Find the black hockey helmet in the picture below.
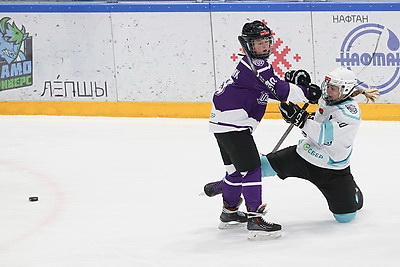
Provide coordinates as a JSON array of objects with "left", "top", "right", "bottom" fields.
[{"left": 241, "top": 20, "right": 274, "bottom": 59}]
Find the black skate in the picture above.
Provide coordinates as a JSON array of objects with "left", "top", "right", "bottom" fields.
[
  {"left": 247, "top": 204, "right": 281, "bottom": 240},
  {"left": 203, "top": 180, "right": 223, "bottom": 197},
  {"left": 219, "top": 198, "right": 248, "bottom": 229}
]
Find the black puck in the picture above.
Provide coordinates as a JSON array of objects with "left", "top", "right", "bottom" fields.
[{"left": 29, "top": 196, "right": 39, "bottom": 202}]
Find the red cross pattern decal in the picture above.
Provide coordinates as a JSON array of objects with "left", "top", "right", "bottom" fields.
[
  {"left": 271, "top": 38, "right": 292, "bottom": 77},
  {"left": 230, "top": 53, "right": 239, "bottom": 62},
  {"left": 293, "top": 53, "right": 302, "bottom": 62}
]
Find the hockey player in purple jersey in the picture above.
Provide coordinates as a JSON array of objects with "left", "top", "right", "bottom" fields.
[
  {"left": 206, "top": 66, "right": 379, "bottom": 226},
  {"left": 209, "top": 20, "right": 321, "bottom": 240}
]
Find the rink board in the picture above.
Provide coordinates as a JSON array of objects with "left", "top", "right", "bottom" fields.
[{"left": 0, "top": 2, "right": 399, "bottom": 119}]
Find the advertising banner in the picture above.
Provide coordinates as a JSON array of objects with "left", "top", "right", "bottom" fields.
[
  {"left": 0, "top": 14, "right": 117, "bottom": 102},
  {"left": 313, "top": 11, "right": 400, "bottom": 103}
]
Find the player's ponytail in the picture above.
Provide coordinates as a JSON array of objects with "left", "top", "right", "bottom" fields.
[{"left": 351, "top": 87, "right": 379, "bottom": 103}]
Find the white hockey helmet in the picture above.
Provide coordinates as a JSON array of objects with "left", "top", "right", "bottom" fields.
[{"left": 321, "top": 67, "right": 358, "bottom": 104}]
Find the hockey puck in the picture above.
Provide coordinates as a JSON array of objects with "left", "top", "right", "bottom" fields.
[{"left": 29, "top": 196, "right": 39, "bottom": 202}]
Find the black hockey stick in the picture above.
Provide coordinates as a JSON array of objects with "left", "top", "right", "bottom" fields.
[{"left": 238, "top": 35, "right": 310, "bottom": 152}]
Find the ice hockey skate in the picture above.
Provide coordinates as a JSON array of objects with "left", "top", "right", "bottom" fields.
[
  {"left": 203, "top": 180, "right": 223, "bottom": 197},
  {"left": 247, "top": 204, "right": 281, "bottom": 240},
  {"left": 218, "top": 198, "right": 248, "bottom": 229}
]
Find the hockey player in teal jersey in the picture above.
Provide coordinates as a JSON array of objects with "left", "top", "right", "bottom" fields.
[{"left": 204, "top": 67, "right": 379, "bottom": 223}]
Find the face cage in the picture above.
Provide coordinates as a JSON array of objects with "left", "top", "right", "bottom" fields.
[
  {"left": 321, "top": 80, "right": 355, "bottom": 105},
  {"left": 248, "top": 36, "right": 274, "bottom": 59}
]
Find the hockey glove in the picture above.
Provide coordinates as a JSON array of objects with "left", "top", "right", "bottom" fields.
[
  {"left": 284, "top": 69, "right": 311, "bottom": 87},
  {"left": 279, "top": 102, "right": 309, "bottom": 128},
  {"left": 306, "top": 84, "right": 322, "bottom": 104}
]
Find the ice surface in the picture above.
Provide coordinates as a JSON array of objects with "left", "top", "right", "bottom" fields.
[{"left": 0, "top": 116, "right": 399, "bottom": 266}]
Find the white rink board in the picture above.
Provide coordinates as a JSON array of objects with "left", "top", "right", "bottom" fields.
[
  {"left": 111, "top": 12, "right": 214, "bottom": 102},
  {"left": 0, "top": 2, "right": 399, "bottom": 104}
]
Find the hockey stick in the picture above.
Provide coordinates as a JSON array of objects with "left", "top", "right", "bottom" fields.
[
  {"left": 356, "top": 29, "right": 382, "bottom": 77},
  {"left": 238, "top": 35, "right": 310, "bottom": 152}
]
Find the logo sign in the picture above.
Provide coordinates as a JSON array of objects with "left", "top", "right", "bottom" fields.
[
  {"left": 0, "top": 17, "right": 33, "bottom": 91},
  {"left": 336, "top": 23, "right": 400, "bottom": 95},
  {"left": 257, "top": 91, "right": 269, "bottom": 105},
  {"left": 252, "top": 58, "right": 265, "bottom": 67}
]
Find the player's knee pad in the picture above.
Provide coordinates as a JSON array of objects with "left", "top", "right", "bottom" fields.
[
  {"left": 260, "top": 155, "right": 277, "bottom": 177},
  {"left": 333, "top": 212, "right": 357, "bottom": 223}
]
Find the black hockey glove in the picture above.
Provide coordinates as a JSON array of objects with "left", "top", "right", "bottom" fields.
[
  {"left": 284, "top": 69, "right": 311, "bottom": 87},
  {"left": 279, "top": 102, "right": 309, "bottom": 128},
  {"left": 306, "top": 83, "right": 322, "bottom": 104}
]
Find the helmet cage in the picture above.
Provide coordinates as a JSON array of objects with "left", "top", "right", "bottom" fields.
[{"left": 245, "top": 35, "right": 274, "bottom": 59}]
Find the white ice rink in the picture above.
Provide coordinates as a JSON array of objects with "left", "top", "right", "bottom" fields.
[{"left": 0, "top": 115, "right": 399, "bottom": 267}]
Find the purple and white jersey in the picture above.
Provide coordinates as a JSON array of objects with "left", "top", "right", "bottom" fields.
[{"left": 209, "top": 56, "right": 307, "bottom": 133}]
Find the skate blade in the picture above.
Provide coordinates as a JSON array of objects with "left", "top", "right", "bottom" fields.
[
  {"left": 218, "top": 221, "right": 246, "bottom": 230},
  {"left": 247, "top": 230, "right": 282, "bottom": 240}
]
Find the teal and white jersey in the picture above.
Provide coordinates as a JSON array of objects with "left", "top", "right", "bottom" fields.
[{"left": 296, "top": 98, "right": 361, "bottom": 170}]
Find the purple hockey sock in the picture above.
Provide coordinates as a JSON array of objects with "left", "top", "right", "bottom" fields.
[
  {"left": 242, "top": 167, "right": 262, "bottom": 212},
  {"left": 222, "top": 171, "right": 242, "bottom": 208}
]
